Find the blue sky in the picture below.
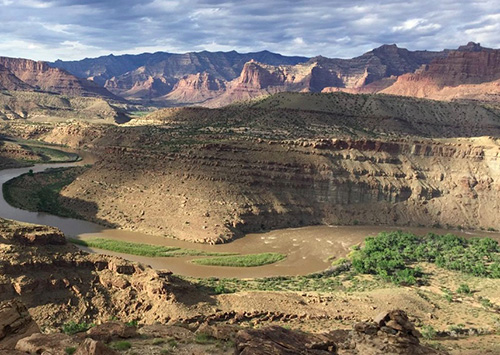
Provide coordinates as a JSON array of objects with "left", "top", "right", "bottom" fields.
[{"left": 1, "top": 0, "right": 499, "bottom": 61}]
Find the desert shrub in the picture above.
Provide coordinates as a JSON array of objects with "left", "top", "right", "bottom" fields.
[
  {"left": 62, "top": 321, "right": 94, "bottom": 335},
  {"left": 421, "top": 325, "right": 437, "bottom": 340},
  {"left": 456, "top": 283, "right": 471, "bottom": 294}
]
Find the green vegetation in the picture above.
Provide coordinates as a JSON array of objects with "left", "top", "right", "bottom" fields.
[
  {"left": 191, "top": 252, "right": 286, "bottom": 267},
  {"left": 194, "top": 333, "right": 217, "bottom": 344},
  {"left": 3, "top": 167, "right": 87, "bottom": 219},
  {"left": 62, "top": 321, "right": 95, "bottom": 335},
  {"left": 421, "top": 325, "right": 437, "bottom": 340},
  {"left": 351, "top": 231, "right": 500, "bottom": 285},
  {"left": 110, "top": 341, "right": 132, "bottom": 351},
  {"left": 456, "top": 283, "right": 472, "bottom": 295},
  {"left": 65, "top": 347, "right": 77, "bottom": 355},
  {"left": 70, "top": 238, "right": 235, "bottom": 258},
  {"left": 20, "top": 144, "right": 79, "bottom": 163}
]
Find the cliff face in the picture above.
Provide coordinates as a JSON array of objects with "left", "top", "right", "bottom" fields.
[
  {"left": 0, "top": 57, "right": 118, "bottom": 99},
  {"left": 48, "top": 45, "right": 447, "bottom": 106},
  {"left": 54, "top": 136, "right": 500, "bottom": 243},
  {"left": 163, "top": 72, "right": 226, "bottom": 104},
  {"left": 22, "top": 88, "right": 500, "bottom": 243},
  {"left": 382, "top": 45, "right": 500, "bottom": 101},
  {"left": 0, "top": 65, "right": 33, "bottom": 91}
]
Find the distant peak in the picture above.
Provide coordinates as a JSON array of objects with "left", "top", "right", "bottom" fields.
[{"left": 457, "top": 42, "right": 485, "bottom": 52}]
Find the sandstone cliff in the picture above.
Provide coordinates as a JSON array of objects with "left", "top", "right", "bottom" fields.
[
  {"left": 382, "top": 43, "right": 500, "bottom": 102},
  {"left": 0, "top": 57, "right": 118, "bottom": 99},
  {"left": 49, "top": 44, "right": 446, "bottom": 106}
]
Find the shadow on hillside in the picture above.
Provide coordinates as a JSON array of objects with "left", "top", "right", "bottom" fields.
[
  {"left": 57, "top": 194, "right": 120, "bottom": 229},
  {"left": 168, "top": 276, "right": 217, "bottom": 306}
]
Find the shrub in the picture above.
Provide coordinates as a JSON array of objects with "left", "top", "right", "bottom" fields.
[
  {"left": 62, "top": 321, "right": 94, "bottom": 335},
  {"left": 456, "top": 284, "right": 471, "bottom": 294},
  {"left": 421, "top": 325, "right": 437, "bottom": 340}
]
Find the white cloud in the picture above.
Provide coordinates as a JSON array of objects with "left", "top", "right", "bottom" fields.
[
  {"left": 0, "top": 0, "right": 499, "bottom": 61},
  {"left": 392, "top": 18, "right": 441, "bottom": 33}
]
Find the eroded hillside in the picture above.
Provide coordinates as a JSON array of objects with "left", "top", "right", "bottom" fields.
[{"left": 4, "top": 92, "right": 500, "bottom": 243}]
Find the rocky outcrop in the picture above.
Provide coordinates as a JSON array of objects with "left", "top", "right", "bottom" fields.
[
  {"left": 86, "top": 322, "right": 137, "bottom": 342},
  {"left": 15, "top": 333, "right": 77, "bottom": 355},
  {"left": 0, "top": 299, "right": 39, "bottom": 350},
  {"left": 164, "top": 72, "right": 226, "bottom": 104},
  {"left": 0, "top": 65, "right": 33, "bottom": 91},
  {"left": 382, "top": 43, "right": 500, "bottom": 102},
  {"left": 0, "top": 57, "right": 118, "bottom": 99},
  {"left": 236, "top": 326, "right": 337, "bottom": 354},
  {"left": 334, "top": 310, "right": 446, "bottom": 354},
  {"left": 75, "top": 338, "right": 119, "bottom": 355},
  {"left": 11, "top": 92, "right": 500, "bottom": 243},
  {"left": 0, "top": 218, "right": 193, "bottom": 327},
  {"left": 48, "top": 44, "right": 449, "bottom": 106},
  {"left": 235, "top": 310, "right": 446, "bottom": 354}
]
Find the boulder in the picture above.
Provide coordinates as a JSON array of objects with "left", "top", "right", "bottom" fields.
[
  {"left": 0, "top": 299, "right": 40, "bottom": 349},
  {"left": 15, "top": 333, "right": 77, "bottom": 355},
  {"left": 86, "top": 322, "right": 137, "bottom": 343},
  {"left": 75, "top": 338, "right": 119, "bottom": 355},
  {"left": 138, "top": 324, "right": 194, "bottom": 341},
  {"left": 235, "top": 326, "right": 337, "bottom": 354}
]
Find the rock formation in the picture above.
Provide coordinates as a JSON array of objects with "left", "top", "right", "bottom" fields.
[
  {"left": 0, "top": 299, "right": 40, "bottom": 350},
  {"left": 234, "top": 310, "right": 446, "bottom": 354},
  {"left": 13, "top": 91, "right": 500, "bottom": 243},
  {"left": 382, "top": 43, "right": 500, "bottom": 102},
  {"left": 48, "top": 44, "right": 448, "bottom": 106},
  {"left": 0, "top": 218, "right": 194, "bottom": 327}
]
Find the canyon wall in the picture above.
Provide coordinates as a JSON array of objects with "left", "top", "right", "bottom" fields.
[{"left": 57, "top": 137, "right": 500, "bottom": 243}]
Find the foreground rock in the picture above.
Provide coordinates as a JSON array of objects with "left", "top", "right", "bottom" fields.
[
  {"left": 0, "top": 218, "right": 200, "bottom": 327},
  {"left": 75, "top": 338, "right": 118, "bottom": 355},
  {"left": 0, "top": 299, "right": 40, "bottom": 350},
  {"left": 236, "top": 325, "right": 337, "bottom": 354},
  {"left": 15, "top": 333, "right": 77, "bottom": 355},
  {"left": 336, "top": 310, "right": 446, "bottom": 354},
  {"left": 235, "top": 310, "right": 447, "bottom": 355},
  {"left": 86, "top": 322, "right": 137, "bottom": 342}
]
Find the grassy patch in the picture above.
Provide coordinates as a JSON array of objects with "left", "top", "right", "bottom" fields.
[
  {"left": 3, "top": 166, "right": 87, "bottom": 218},
  {"left": 110, "top": 341, "right": 132, "bottom": 351},
  {"left": 21, "top": 144, "right": 79, "bottom": 163},
  {"left": 191, "top": 252, "right": 286, "bottom": 267},
  {"left": 70, "top": 238, "right": 235, "bottom": 258}
]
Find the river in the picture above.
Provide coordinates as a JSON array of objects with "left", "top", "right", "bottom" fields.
[{"left": 2, "top": 156, "right": 500, "bottom": 279}]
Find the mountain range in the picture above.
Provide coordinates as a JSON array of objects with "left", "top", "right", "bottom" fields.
[{"left": 1, "top": 42, "right": 500, "bottom": 109}]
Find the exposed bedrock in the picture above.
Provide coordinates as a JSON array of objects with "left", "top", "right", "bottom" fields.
[{"left": 57, "top": 137, "right": 500, "bottom": 243}]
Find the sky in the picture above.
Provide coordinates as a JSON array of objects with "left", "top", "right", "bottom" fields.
[{"left": 0, "top": 0, "right": 499, "bottom": 62}]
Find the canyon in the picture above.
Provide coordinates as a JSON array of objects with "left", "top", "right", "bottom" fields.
[
  {"left": 1, "top": 42, "right": 500, "bottom": 354},
  {"left": 3, "top": 92, "right": 500, "bottom": 243}
]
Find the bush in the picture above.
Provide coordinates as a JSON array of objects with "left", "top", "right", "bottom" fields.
[
  {"left": 456, "top": 283, "right": 472, "bottom": 294},
  {"left": 351, "top": 231, "right": 500, "bottom": 284},
  {"left": 62, "top": 321, "right": 94, "bottom": 335},
  {"left": 421, "top": 325, "right": 437, "bottom": 340}
]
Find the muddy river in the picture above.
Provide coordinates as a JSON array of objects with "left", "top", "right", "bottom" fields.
[{"left": 2, "top": 157, "right": 500, "bottom": 279}]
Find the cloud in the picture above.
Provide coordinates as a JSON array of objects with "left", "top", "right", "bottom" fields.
[{"left": 0, "top": 0, "right": 499, "bottom": 61}]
